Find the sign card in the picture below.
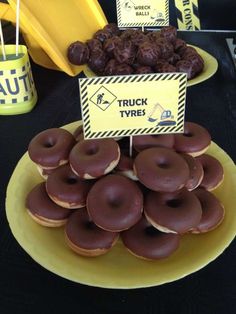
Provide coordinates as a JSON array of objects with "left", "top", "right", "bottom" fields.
[
  {"left": 116, "top": 0, "right": 169, "bottom": 28},
  {"left": 79, "top": 73, "right": 187, "bottom": 140}
]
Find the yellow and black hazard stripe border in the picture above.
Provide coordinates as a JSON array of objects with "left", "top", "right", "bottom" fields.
[
  {"left": 174, "top": 0, "right": 200, "bottom": 30},
  {"left": 116, "top": 0, "right": 169, "bottom": 28},
  {"left": 79, "top": 73, "right": 187, "bottom": 140}
]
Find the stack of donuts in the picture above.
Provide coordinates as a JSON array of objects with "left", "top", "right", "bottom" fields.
[
  {"left": 26, "top": 122, "right": 225, "bottom": 260},
  {"left": 67, "top": 24, "right": 204, "bottom": 80}
]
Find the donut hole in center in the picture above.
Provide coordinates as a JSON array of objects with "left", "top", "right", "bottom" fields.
[
  {"left": 145, "top": 226, "right": 160, "bottom": 237},
  {"left": 66, "top": 177, "right": 78, "bottom": 185},
  {"left": 43, "top": 138, "right": 56, "bottom": 148},
  {"left": 157, "top": 162, "right": 169, "bottom": 169},
  {"left": 85, "top": 145, "right": 99, "bottom": 156},
  {"left": 166, "top": 199, "right": 182, "bottom": 208},
  {"left": 108, "top": 198, "right": 123, "bottom": 209}
]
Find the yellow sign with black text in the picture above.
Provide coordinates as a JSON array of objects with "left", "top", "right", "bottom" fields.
[
  {"left": 79, "top": 73, "right": 187, "bottom": 139},
  {"left": 116, "top": 0, "right": 169, "bottom": 28},
  {"left": 174, "top": 0, "right": 200, "bottom": 30}
]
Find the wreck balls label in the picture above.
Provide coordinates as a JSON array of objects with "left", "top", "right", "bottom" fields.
[{"left": 116, "top": 0, "right": 169, "bottom": 27}]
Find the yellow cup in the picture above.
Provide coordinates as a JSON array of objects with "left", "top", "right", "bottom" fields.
[{"left": 0, "top": 45, "right": 37, "bottom": 115}]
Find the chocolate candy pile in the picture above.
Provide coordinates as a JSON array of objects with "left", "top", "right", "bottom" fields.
[{"left": 67, "top": 24, "right": 204, "bottom": 79}]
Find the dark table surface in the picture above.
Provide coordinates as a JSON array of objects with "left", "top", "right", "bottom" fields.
[{"left": 1, "top": 29, "right": 236, "bottom": 314}]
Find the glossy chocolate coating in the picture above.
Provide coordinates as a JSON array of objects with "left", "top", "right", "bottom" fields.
[
  {"left": 192, "top": 188, "right": 224, "bottom": 232},
  {"left": 135, "top": 66, "right": 153, "bottom": 74},
  {"left": 156, "top": 38, "right": 174, "bottom": 60},
  {"left": 120, "top": 29, "right": 137, "bottom": 41},
  {"left": 183, "top": 53, "right": 204, "bottom": 74},
  {"left": 114, "top": 63, "right": 134, "bottom": 75},
  {"left": 181, "top": 154, "right": 204, "bottom": 191},
  {"left": 46, "top": 164, "right": 93, "bottom": 208},
  {"left": 114, "top": 40, "right": 136, "bottom": 65},
  {"left": 69, "top": 138, "right": 120, "bottom": 178},
  {"left": 145, "top": 188, "right": 202, "bottom": 234},
  {"left": 88, "top": 49, "right": 108, "bottom": 75},
  {"left": 28, "top": 128, "right": 76, "bottom": 168},
  {"left": 196, "top": 154, "right": 224, "bottom": 191},
  {"left": 174, "top": 122, "right": 211, "bottom": 155},
  {"left": 134, "top": 147, "right": 189, "bottom": 192},
  {"left": 87, "top": 174, "right": 143, "bottom": 232},
  {"left": 180, "top": 46, "right": 198, "bottom": 58},
  {"left": 136, "top": 41, "right": 160, "bottom": 66},
  {"left": 103, "top": 23, "right": 120, "bottom": 36},
  {"left": 93, "top": 29, "right": 112, "bottom": 43},
  {"left": 160, "top": 26, "right": 177, "bottom": 44},
  {"left": 105, "top": 62, "right": 134, "bottom": 76},
  {"left": 155, "top": 62, "right": 176, "bottom": 73},
  {"left": 67, "top": 41, "right": 89, "bottom": 65},
  {"left": 26, "top": 182, "right": 72, "bottom": 220},
  {"left": 176, "top": 59, "right": 196, "bottom": 79},
  {"left": 128, "top": 29, "right": 147, "bottom": 46},
  {"left": 65, "top": 208, "right": 118, "bottom": 250},
  {"left": 86, "top": 38, "right": 102, "bottom": 52},
  {"left": 174, "top": 38, "right": 187, "bottom": 52},
  {"left": 133, "top": 134, "right": 174, "bottom": 152},
  {"left": 146, "top": 31, "right": 161, "bottom": 42},
  {"left": 103, "top": 36, "right": 121, "bottom": 57},
  {"left": 121, "top": 216, "right": 180, "bottom": 260},
  {"left": 168, "top": 53, "right": 181, "bottom": 65},
  {"left": 103, "top": 59, "right": 120, "bottom": 76}
]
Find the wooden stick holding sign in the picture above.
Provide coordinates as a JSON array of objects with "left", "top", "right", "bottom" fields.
[
  {"left": 128, "top": 25, "right": 146, "bottom": 157},
  {"left": 0, "top": 19, "right": 6, "bottom": 61},
  {"left": 129, "top": 136, "right": 133, "bottom": 158},
  {"left": 15, "top": 0, "right": 20, "bottom": 57}
]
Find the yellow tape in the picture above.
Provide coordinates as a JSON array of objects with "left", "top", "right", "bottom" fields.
[{"left": 174, "top": 0, "right": 201, "bottom": 30}]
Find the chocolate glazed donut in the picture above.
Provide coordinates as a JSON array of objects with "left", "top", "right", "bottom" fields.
[
  {"left": 69, "top": 138, "right": 120, "bottom": 179},
  {"left": 46, "top": 164, "right": 93, "bottom": 209},
  {"left": 65, "top": 209, "right": 119, "bottom": 257},
  {"left": 28, "top": 128, "right": 76, "bottom": 169},
  {"left": 26, "top": 182, "right": 72, "bottom": 227},
  {"left": 196, "top": 154, "right": 224, "bottom": 191},
  {"left": 144, "top": 189, "right": 202, "bottom": 234},
  {"left": 181, "top": 154, "right": 204, "bottom": 191},
  {"left": 121, "top": 216, "right": 180, "bottom": 260},
  {"left": 133, "top": 134, "right": 174, "bottom": 152},
  {"left": 191, "top": 188, "right": 225, "bottom": 233},
  {"left": 87, "top": 174, "right": 143, "bottom": 232},
  {"left": 174, "top": 122, "right": 211, "bottom": 157},
  {"left": 134, "top": 147, "right": 189, "bottom": 192}
]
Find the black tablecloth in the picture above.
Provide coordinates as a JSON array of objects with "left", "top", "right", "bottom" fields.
[{"left": 1, "top": 30, "right": 236, "bottom": 314}]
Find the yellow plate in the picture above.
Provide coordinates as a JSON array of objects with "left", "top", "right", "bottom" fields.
[
  {"left": 0, "top": 0, "right": 107, "bottom": 76},
  {"left": 6, "top": 121, "right": 236, "bottom": 289},
  {"left": 83, "top": 45, "right": 218, "bottom": 87}
]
